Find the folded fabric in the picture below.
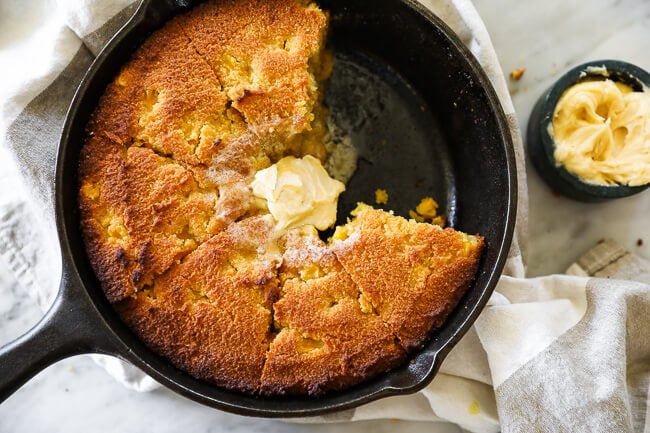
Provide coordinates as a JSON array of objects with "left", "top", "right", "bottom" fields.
[
  {"left": 1, "top": 0, "right": 648, "bottom": 432},
  {"left": 307, "top": 240, "right": 650, "bottom": 433},
  {"left": 481, "top": 241, "right": 650, "bottom": 433}
]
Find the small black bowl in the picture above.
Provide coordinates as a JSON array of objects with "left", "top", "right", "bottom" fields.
[{"left": 527, "top": 59, "right": 650, "bottom": 202}]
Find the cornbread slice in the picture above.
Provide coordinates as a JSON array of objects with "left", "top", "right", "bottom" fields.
[
  {"left": 182, "top": 0, "right": 331, "bottom": 159},
  {"left": 330, "top": 205, "right": 485, "bottom": 351},
  {"left": 79, "top": 137, "right": 227, "bottom": 302},
  {"left": 116, "top": 216, "right": 282, "bottom": 393},
  {"left": 260, "top": 226, "right": 404, "bottom": 396},
  {"left": 89, "top": 19, "right": 245, "bottom": 167}
]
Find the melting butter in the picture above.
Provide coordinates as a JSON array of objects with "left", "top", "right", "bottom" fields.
[{"left": 251, "top": 155, "right": 345, "bottom": 231}]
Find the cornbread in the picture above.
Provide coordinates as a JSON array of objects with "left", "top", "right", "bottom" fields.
[
  {"left": 79, "top": 0, "right": 484, "bottom": 397},
  {"left": 260, "top": 225, "right": 405, "bottom": 395},
  {"left": 331, "top": 204, "right": 483, "bottom": 351}
]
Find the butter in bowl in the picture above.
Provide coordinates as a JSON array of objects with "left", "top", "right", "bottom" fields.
[{"left": 527, "top": 59, "right": 650, "bottom": 201}]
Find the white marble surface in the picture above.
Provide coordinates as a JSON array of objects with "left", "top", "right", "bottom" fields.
[
  {"left": 2, "top": 0, "right": 650, "bottom": 431},
  {"left": 477, "top": 0, "right": 650, "bottom": 276}
]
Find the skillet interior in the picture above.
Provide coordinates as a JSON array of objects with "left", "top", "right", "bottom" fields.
[{"left": 57, "top": 0, "right": 515, "bottom": 417}]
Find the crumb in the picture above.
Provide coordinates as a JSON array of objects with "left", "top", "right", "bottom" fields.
[
  {"left": 431, "top": 215, "right": 446, "bottom": 227},
  {"left": 637, "top": 239, "right": 643, "bottom": 246},
  {"left": 468, "top": 400, "right": 480, "bottom": 415},
  {"left": 409, "top": 197, "right": 446, "bottom": 226},
  {"left": 408, "top": 210, "right": 425, "bottom": 223},
  {"left": 510, "top": 68, "right": 526, "bottom": 81},
  {"left": 415, "top": 197, "right": 439, "bottom": 219},
  {"left": 374, "top": 189, "right": 389, "bottom": 205}
]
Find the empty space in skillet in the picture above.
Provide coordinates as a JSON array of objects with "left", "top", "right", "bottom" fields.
[
  {"left": 327, "top": 49, "right": 456, "bottom": 228},
  {"left": 57, "top": 0, "right": 515, "bottom": 417}
]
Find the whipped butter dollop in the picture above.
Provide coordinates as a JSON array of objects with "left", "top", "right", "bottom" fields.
[
  {"left": 251, "top": 155, "right": 346, "bottom": 231},
  {"left": 551, "top": 79, "right": 650, "bottom": 186}
]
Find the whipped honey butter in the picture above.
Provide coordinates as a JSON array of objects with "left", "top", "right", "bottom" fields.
[
  {"left": 551, "top": 78, "right": 650, "bottom": 186},
  {"left": 251, "top": 155, "right": 345, "bottom": 230}
]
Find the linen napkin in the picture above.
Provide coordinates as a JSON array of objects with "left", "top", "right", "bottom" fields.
[{"left": 0, "top": 1, "right": 648, "bottom": 432}]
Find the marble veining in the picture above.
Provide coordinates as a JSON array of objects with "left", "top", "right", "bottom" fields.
[
  {"left": 0, "top": 246, "right": 44, "bottom": 345},
  {"left": 1, "top": 0, "right": 649, "bottom": 431}
]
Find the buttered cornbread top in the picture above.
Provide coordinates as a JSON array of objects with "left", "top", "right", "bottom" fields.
[{"left": 79, "top": 0, "right": 484, "bottom": 396}]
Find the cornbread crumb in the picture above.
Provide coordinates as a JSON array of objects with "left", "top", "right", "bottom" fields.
[
  {"left": 375, "top": 189, "right": 389, "bottom": 205},
  {"left": 409, "top": 210, "right": 425, "bottom": 223},
  {"left": 510, "top": 68, "right": 526, "bottom": 81},
  {"left": 409, "top": 197, "right": 445, "bottom": 225},
  {"left": 431, "top": 215, "right": 447, "bottom": 227},
  {"left": 415, "top": 197, "right": 439, "bottom": 219}
]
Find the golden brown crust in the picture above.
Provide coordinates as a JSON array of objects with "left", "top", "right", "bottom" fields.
[
  {"left": 88, "top": 19, "right": 237, "bottom": 166},
  {"left": 79, "top": 0, "right": 484, "bottom": 397},
  {"left": 116, "top": 216, "right": 281, "bottom": 393},
  {"left": 179, "top": 0, "right": 327, "bottom": 141},
  {"left": 330, "top": 207, "right": 485, "bottom": 352},
  {"left": 260, "top": 227, "right": 404, "bottom": 396},
  {"left": 80, "top": 137, "right": 228, "bottom": 302}
]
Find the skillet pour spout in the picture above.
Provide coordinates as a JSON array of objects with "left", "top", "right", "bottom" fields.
[{"left": 0, "top": 0, "right": 516, "bottom": 416}]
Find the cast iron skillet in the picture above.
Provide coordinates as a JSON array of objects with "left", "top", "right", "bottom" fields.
[{"left": 0, "top": 0, "right": 516, "bottom": 417}]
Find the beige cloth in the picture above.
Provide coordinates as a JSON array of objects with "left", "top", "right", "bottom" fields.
[{"left": 0, "top": 1, "right": 648, "bottom": 432}]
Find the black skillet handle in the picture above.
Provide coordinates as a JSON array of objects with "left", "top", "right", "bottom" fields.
[{"left": 0, "top": 268, "right": 119, "bottom": 403}]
